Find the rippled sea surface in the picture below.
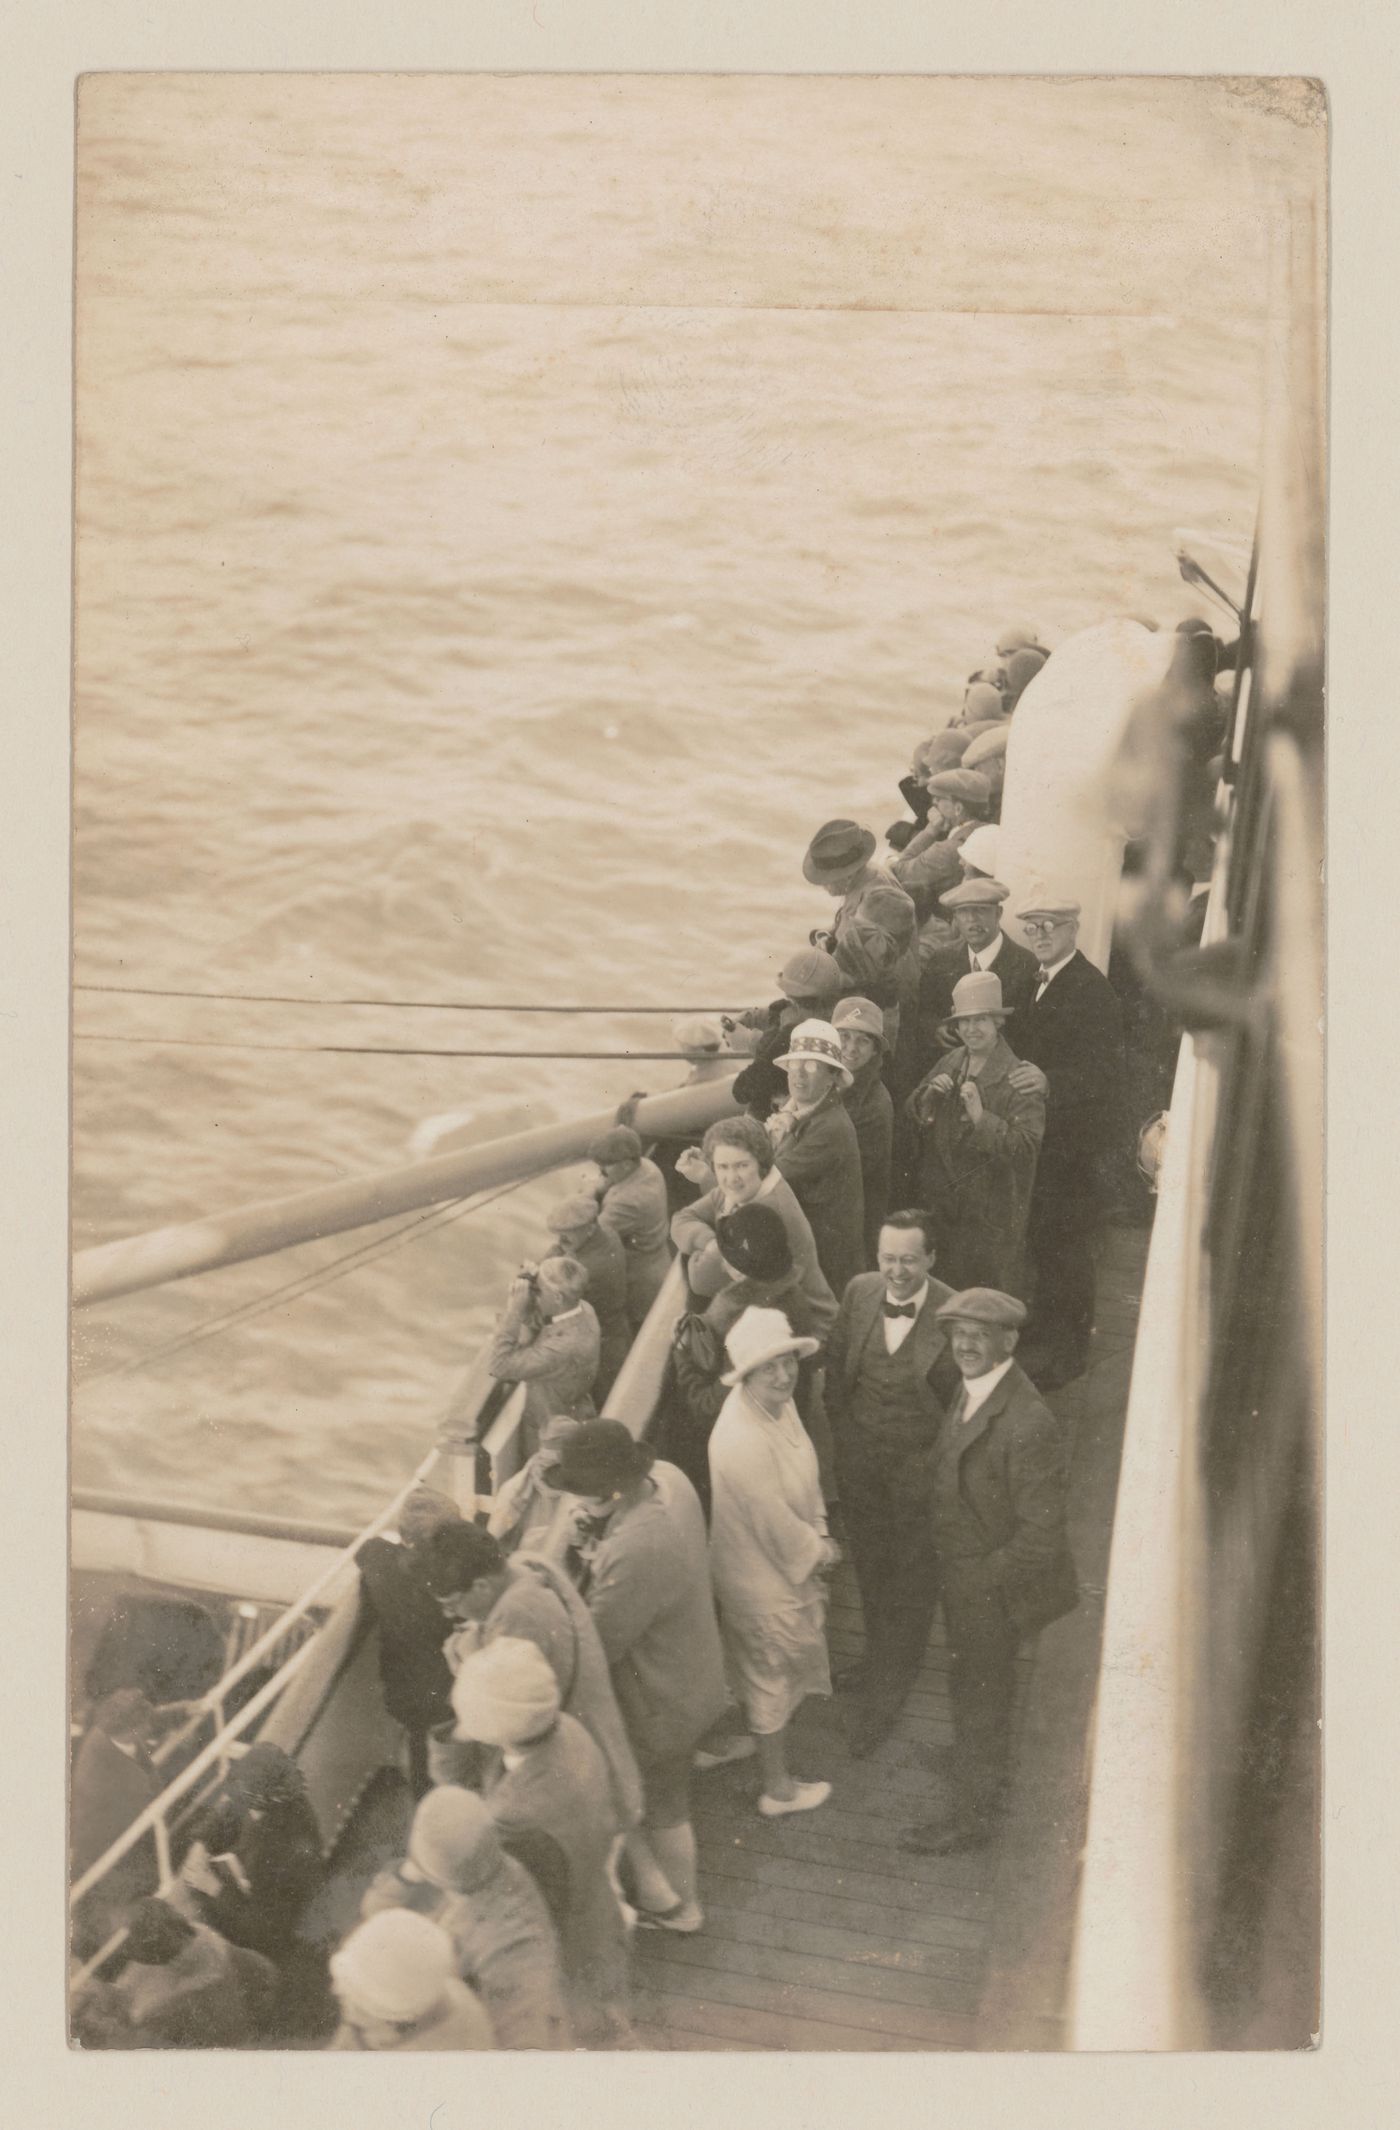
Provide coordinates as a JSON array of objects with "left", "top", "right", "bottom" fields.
[{"left": 71, "top": 75, "right": 1318, "bottom": 1522}]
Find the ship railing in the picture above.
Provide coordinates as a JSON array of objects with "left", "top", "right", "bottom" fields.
[{"left": 70, "top": 1085, "right": 730, "bottom": 1992}]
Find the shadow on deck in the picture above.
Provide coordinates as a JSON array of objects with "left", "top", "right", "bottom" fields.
[{"left": 632, "top": 1227, "right": 1149, "bottom": 2053}]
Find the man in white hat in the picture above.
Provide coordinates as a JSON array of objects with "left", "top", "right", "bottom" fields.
[
  {"left": 900, "top": 1288, "right": 1076, "bottom": 1857},
  {"left": 803, "top": 817, "right": 918, "bottom": 1051},
  {"left": 1011, "top": 897, "right": 1128, "bottom": 1387},
  {"left": 832, "top": 996, "right": 893, "bottom": 1268},
  {"left": 823, "top": 1210, "right": 961, "bottom": 1758},
  {"left": 768, "top": 1018, "right": 866, "bottom": 1303}
]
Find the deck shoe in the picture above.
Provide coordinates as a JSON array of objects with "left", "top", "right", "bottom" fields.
[
  {"left": 757, "top": 1780, "right": 833, "bottom": 1819},
  {"left": 632, "top": 1898, "right": 705, "bottom": 1934},
  {"left": 694, "top": 1735, "right": 758, "bottom": 1770},
  {"left": 898, "top": 1817, "right": 993, "bottom": 1857}
]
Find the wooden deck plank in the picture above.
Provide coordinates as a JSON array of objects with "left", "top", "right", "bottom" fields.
[
  {"left": 696, "top": 1863, "right": 989, "bottom": 1954},
  {"left": 688, "top": 1903, "right": 985, "bottom": 2000},
  {"left": 632, "top": 1988, "right": 921, "bottom": 2053},
  {"left": 633, "top": 1938, "right": 976, "bottom": 2046},
  {"left": 695, "top": 1851, "right": 990, "bottom": 1944},
  {"left": 640, "top": 1922, "right": 979, "bottom": 2016}
]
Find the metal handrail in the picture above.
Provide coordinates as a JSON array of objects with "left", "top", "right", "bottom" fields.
[{"left": 74, "top": 1071, "right": 739, "bottom": 1306}]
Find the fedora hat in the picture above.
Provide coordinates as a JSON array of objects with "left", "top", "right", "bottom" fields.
[
  {"left": 803, "top": 818, "right": 877, "bottom": 884},
  {"left": 773, "top": 1018, "right": 853, "bottom": 1087},
  {"left": 945, "top": 971, "right": 1010, "bottom": 1023},
  {"left": 540, "top": 1417, "right": 655, "bottom": 1498},
  {"left": 720, "top": 1305, "right": 820, "bottom": 1388}
]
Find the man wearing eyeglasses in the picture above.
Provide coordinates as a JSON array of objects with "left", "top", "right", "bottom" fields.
[{"left": 1008, "top": 898, "right": 1127, "bottom": 1389}]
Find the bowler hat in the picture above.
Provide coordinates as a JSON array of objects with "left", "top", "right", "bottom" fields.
[
  {"left": 715, "top": 1203, "right": 794, "bottom": 1283},
  {"left": 720, "top": 1305, "right": 820, "bottom": 1387},
  {"left": 773, "top": 1018, "right": 853, "bottom": 1087},
  {"left": 935, "top": 1287, "right": 1028, "bottom": 1329},
  {"left": 940, "top": 875, "right": 1010, "bottom": 910},
  {"left": 541, "top": 1417, "right": 656, "bottom": 1497},
  {"left": 587, "top": 1125, "right": 643, "bottom": 1166},
  {"left": 803, "top": 819, "right": 877, "bottom": 884}
]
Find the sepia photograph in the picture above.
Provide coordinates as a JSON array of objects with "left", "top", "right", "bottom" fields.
[{"left": 66, "top": 71, "right": 1324, "bottom": 2057}]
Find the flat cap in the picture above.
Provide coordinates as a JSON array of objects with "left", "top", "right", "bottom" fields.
[
  {"left": 1015, "top": 895, "right": 1081, "bottom": 921},
  {"left": 962, "top": 681, "right": 1008, "bottom": 723},
  {"left": 935, "top": 1287, "right": 1028, "bottom": 1328},
  {"left": 545, "top": 1193, "right": 601, "bottom": 1233},
  {"left": 587, "top": 1125, "right": 643, "bottom": 1165},
  {"left": 962, "top": 726, "right": 1009, "bottom": 770},
  {"left": 940, "top": 874, "right": 1010, "bottom": 909},
  {"left": 927, "top": 769, "right": 991, "bottom": 807}
]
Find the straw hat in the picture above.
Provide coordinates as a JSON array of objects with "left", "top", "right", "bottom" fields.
[
  {"left": 772, "top": 1019, "right": 853, "bottom": 1088},
  {"left": 720, "top": 1306, "right": 820, "bottom": 1387}
]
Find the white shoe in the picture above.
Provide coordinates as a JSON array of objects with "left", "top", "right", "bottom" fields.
[
  {"left": 694, "top": 1735, "right": 758, "bottom": 1770},
  {"left": 757, "top": 1780, "right": 832, "bottom": 1819}
]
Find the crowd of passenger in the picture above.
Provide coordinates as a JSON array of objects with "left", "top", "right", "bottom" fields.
[{"left": 71, "top": 612, "right": 1234, "bottom": 2050}]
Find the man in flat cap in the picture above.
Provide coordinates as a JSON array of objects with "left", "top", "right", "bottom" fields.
[
  {"left": 914, "top": 876, "right": 1040, "bottom": 1065},
  {"left": 586, "top": 1127, "right": 672, "bottom": 1333},
  {"left": 1011, "top": 898, "right": 1128, "bottom": 1388},
  {"left": 803, "top": 819, "right": 918, "bottom": 1052},
  {"left": 892, "top": 770, "right": 993, "bottom": 924},
  {"left": 544, "top": 1194, "right": 631, "bottom": 1402},
  {"left": 900, "top": 1287, "right": 1077, "bottom": 1857}
]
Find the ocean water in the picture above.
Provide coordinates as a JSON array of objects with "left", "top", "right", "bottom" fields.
[{"left": 71, "top": 74, "right": 1319, "bottom": 1523}]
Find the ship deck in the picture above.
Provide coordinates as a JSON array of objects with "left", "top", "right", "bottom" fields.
[{"left": 631, "top": 1227, "right": 1148, "bottom": 2052}]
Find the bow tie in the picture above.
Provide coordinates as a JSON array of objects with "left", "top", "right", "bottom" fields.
[{"left": 883, "top": 1301, "right": 917, "bottom": 1319}]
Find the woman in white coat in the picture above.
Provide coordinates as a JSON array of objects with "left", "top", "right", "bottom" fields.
[{"left": 708, "top": 1307, "right": 840, "bottom": 1818}]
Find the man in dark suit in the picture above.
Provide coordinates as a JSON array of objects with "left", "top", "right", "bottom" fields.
[
  {"left": 914, "top": 876, "right": 1041, "bottom": 1065},
  {"left": 901, "top": 1288, "right": 1077, "bottom": 1857},
  {"left": 1010, "top": 896, "right": 1128, "bottom": 1388},
  {"left": 823, "top": 1210, "right": 961, "bottom": 1757}
]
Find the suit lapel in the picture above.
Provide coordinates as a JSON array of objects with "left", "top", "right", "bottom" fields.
[
  {"left": 845, "top": 1276, "right": 885, "bottom": 1392},
  {"left": 950, "top": 1367, "right": 1015, "bottom": 1463}
]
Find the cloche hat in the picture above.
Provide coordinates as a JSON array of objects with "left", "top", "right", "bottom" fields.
[
  {"left": 451, "top": 1637, "right": 562, "bottom": 1749},
  {"left": 831, "top": 995, "right": 888, "bottom": 1048},
  {"left": 330, "top": 1909, "right": 456, "bottom": 2025},
  {"left": 544, "top": 1193, "right": 601, "bottom": 1234},
  {"left": 715, "top": 1202, "right": 794, "bottom": 1283},
  {"left": 773, "top": 1018, "right": 853, "bottom": 1087},
  {"left": 720, "top": 1305, "right": 820, "bottom": 1387},
  {"left": 958, "top": 825, "right": 1001, "bottom": 878},
  {"left": 778, "top": 946, "right": 845, "bottom": 1003},
  {"left": 541, "top": 1416, "right": 656, "bottom": 1498}
]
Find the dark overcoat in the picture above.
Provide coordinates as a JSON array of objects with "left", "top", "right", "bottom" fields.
[
  {"left": 771, "top": 1086, "right": 866, "bottom": 1304},
  {"left": 907, "top": 1035, "right": 1046, "bottom": 1296},
  {"left": 1012, "top": 949, "right": 1128, "bottom": 1197},
  {"left": 931, "top": 1360, "right": 1078, "bottom": 1639}
]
